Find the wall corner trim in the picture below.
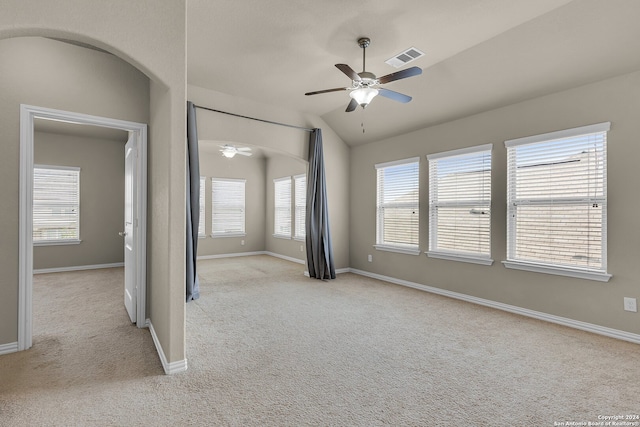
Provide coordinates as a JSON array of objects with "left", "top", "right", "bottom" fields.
[
  {"left": 148, "top": 320, "right": 188, "bottom": 375},
  {"left": 0, "top": 341, "right": 19, "bottom": 356},
  {"left": 349, "top": 268, "right": 640, "bottom": 345}
]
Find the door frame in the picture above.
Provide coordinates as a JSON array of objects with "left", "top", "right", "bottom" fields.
[{"left": 18, "top": 104, "right": 148, "bottom": 351}]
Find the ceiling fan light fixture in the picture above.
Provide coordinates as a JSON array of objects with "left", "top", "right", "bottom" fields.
[
  {"left": 221, "top": 150, "right": 236, "bottom": 158},
  {"left": 350, "top": 87, "right": 378, "bottom": 108}
]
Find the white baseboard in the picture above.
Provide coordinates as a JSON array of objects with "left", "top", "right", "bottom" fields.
[
  {"left": 349, "top": 268, "right": 640, "bottom": 345},
  {"left": 304, "top": 268, "right": 350, "bottom": 278},
  {"left": 265, "top": 251, "right": 305, "bottom": 265},
  {"left": 0, "top": 341, "right": 18, "bottom": 355},
  {"left": 33, "top": 262, "right": 124, "bottom": 275},
  {"left": 148, "top": 320, "right": 188, "bottom": 375},
  {"left": 197, "top": 251, "right": 266, "bottom": 261}
]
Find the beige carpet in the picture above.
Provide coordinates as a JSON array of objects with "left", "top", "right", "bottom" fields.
[{"left": 1, "top": 255, "right": 639, "bottom": 426}]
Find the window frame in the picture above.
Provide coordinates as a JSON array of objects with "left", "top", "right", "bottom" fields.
[
  {"left": 427, "top": 144, "right": 493, "bottom": 265},
  {"left": 198, "top": 176, "right": 206, "bottom": 238},
  {"left": 211, "top": 177, "right": 246, "bottom": 238},
  {"left": 293, "top": 174, "right": 306, "bottom": 241},
  {"left": 33, "top": 164, "right": 81, "bottom": 246},
  {"left": 374, "top": 157, "right": 421, "bottom": 256},
  {"left": 273, "top": 176, "right": 292, "bottom": 239},
  {"left": 503, "top": 122, "right": 611, "bottom": 282}
]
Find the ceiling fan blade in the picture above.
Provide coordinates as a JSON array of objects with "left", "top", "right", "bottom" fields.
[
  {"left": 335, "top": 64, "right": 362, "bottom": 81},
  {"left": 378, "top": 66, "right": 422, "bottom": 84},
  {"left": 305, "top": 87, "right": 350, "bottom": 96},
  {"left": 236, "top": 147, "right": 252, "bottom": 151},
  {"left": 345, "top": 98, "right": 358, "bottom": 112},
  {"left": 378, "top": 88, "right": 412, "bottom": 103},
  {"left": 237, "top": 151, "right": 252, "bottom": 156}
]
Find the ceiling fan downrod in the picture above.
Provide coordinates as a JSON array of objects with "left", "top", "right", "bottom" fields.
[{"left": 358, "top": 37, "right": 370, "bottom": 72}]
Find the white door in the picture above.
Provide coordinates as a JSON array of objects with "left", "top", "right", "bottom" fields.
[{"left": 123, "top": 133, "right": 137, "bottom": 323}]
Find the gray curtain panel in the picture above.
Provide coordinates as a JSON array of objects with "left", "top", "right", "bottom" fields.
[
  {"left": 186, "top": 101, "right": 201, "bottom": 301},
  {"left": 305, "top": 129, "right": 336, "bottom": 280}
]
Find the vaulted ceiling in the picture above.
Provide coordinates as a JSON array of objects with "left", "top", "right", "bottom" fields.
[{"left": 187, "top": 0, "right": 640, "bottom": 146}]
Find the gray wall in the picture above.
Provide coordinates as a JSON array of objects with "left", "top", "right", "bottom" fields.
[
  {"left": 1, "top": 1, "right": 187, "bottom": 364},
  {"left": 33, "top": 130, "right": 126, "bottom": 270},
  {"left": 350, "top": 70, "right": 640, "bottom": 336},
  {"left": 197, "top": 146, "right": 266, "bottom": 256},
  {"left": 265, "top": 155, "right": 307, "bottom": 262},
  {"left": 0, "top": 36, "right": 149, "bottom": 346},
  {"left": 188, "top": 85, "right": 351, "bottom": 270}
]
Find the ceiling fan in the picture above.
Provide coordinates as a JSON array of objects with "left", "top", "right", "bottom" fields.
[
  {"left": 219, "top": 144, "right": 252, "bottom": 158},
  {"left": 305, "top": 37, "right": 423, "bottom": 112}
]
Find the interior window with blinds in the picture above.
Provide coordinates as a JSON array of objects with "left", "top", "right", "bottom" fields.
[
  {"left": 198, "top": 176, "right": 206, "bottom": 237},
  {"left": 33, "top": 165, "right": 81, "bottom": 244},
  {"left": 505, "top": 122, "right": 610, "bottom": 279},
  {"left": 427, "top": 144, "right": 492, "bottom": 264},
  {"left": 375, "top": 157, "right": 420, "bottom": 255},
  {"left": 274, "top": 177, "right": 292, "bottom": 238},
  {"left": 294, "top": 174, "right": 306, "bottom": 240},
  {"left": 211, "top": 178, "right": 246, "bottom": 237}
]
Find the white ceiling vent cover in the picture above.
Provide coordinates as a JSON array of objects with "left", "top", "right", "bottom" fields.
[{"left": 385, "top": 47, "right": 425, "bottom": 68}]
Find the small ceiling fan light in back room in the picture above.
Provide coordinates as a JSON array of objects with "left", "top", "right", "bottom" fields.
[
  {"left": 350, "top": 87, "right": 379, "bottom": 108},
  {"left": 222, "top": 150, "right": 236, "bottom": 158}
]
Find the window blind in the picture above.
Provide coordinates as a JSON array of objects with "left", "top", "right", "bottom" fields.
[
  {"left": 274, "top": 177, "right": 292, "bottom": 237},
  {"left": 375, "top": 158, "right": 420, "bottom": 249},
  {"left": 505, "top": 123, "right": 609, "bottom": 272},
  {"left": 428, "top": 144, "right": 492, "bottom": 258},
  {"left": 211, "top": 178, "right": 245, "bottom": 236},
  {"left": 33, "top": 165, "right": 80, "bottom": 242},
  {"left": 198, "top": 176, "right": 206, "bottom": 237},
  {"left": 294, "top": 174, "right": 306, "bottom": 239}
]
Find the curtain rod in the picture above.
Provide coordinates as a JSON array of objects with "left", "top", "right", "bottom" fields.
[{"left": 193, "top": 104, "right": 314, "bottom": 133}]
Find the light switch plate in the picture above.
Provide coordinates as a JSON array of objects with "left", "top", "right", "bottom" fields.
[{"left": 623, "top": 297, "right": 637, "bottom": 312}]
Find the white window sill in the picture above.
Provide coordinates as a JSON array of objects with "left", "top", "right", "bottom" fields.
[
  {"left": 211, "top": 233, "right": 246, "bottom": 238},
  {"left": 426, "top": 251, "right": 494, "bottom": 266},
  {"left": 374, "top": 244, "right": 421, "bottom": 256},
  {"left": 273, "top": 234, "right": 292, "bottom": 240},
  {"left": 502, "top": 260, "right": 612, "bottom": 282},
  {"left": 34, "top": 239, "right": 82, "bottom": 246},
  {"left": 293, "top": 236, "right": 305, "bottom": 242},
  {"left": 198, "top": 235, "right": 206, "bottom": 239}
]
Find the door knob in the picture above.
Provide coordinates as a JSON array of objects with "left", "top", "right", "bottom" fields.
[{"left": 119, "top": 231, "right": 127, "bottom": 237}]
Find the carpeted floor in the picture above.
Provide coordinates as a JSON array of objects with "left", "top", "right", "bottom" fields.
[{"left": 1, "top": 255, "right": 639, "bottom": 426}]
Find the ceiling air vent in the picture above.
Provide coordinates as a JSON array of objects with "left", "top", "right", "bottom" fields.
[{"left": 385, "top": 47, "right": 425, "bottom": 68}]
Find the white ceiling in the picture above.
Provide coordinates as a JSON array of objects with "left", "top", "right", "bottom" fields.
[{"left": 188, "top": 0, "right": 640, "bottom": 146}]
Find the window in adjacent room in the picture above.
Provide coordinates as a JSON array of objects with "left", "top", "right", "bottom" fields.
[
  {"left": 274, "top": 177, "right": 292, "bottom": 238},
  {"left": 504, "top": 122, "right": 611, "bottom": 281},
  {"left": 294, "top": 174, "right": 306, "bottom": 240},
  {"left": 211, "top": 178, "right": 246, "bottom": 237},
  {"left": 427, "top": 144, "right": 493, "bottom": 265},
  {"left": 33, "top": 165, "right": 81, "bottom": 245},
  {"left": 375, "top": 157, "right": 420, "bottom": 255},
  {"left": 198, "top": 176, "right": 206, "bottom": 237}
]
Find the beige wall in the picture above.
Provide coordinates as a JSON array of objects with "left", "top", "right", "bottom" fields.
[
  {"left": 350, "top": 70, "right": 640, "bottom": 335},
  {"left": 33, "top": 130, "right": 126, "bottom": 270},
  {"left": 0, "top": 1, "right": 187, "bottom": 365},
  {"left": 265, "top": 155, "right": 307, "bottom": 262},
  {"left": 188, "top": 85, "right": 350, "bottom": 269},
  {"left": 197, "top": 146, "right": 266, "bottom": 256}
]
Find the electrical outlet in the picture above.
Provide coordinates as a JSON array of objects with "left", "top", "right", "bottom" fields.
[
  {"left": 624, "top": 297, "right": 637, "bottom": 312},
  {"left": 300, "top": 245, "right": 304, "bottom": 252},
  {"left": 241, "top": 240, "right": 245, "bottom": 246},
  {"left": 368, "top": 254, "right": 372, "bottom": 262}
]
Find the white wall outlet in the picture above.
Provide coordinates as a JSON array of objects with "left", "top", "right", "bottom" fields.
[
  {"left": 623, "top": 297, "right": 637, "bottom": 312},
  {"left": 368, "top": 254, "right": 372, "bottom": 262},
  {"left": 241, "top": 240, "right": 245, "bottom": 246},
  {"left": 300, "top": 245, "right": 304, "bottom": 252}
]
